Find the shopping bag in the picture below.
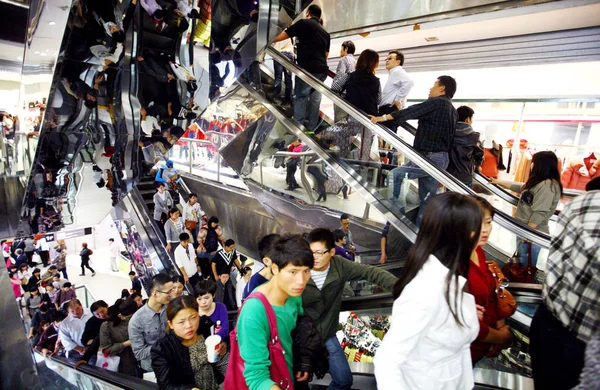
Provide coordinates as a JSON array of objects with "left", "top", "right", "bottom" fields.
[
  {"left": 32, "top": 253, "right": 42, "bottom": 265},
  {"left": 96, "top": 351, "right": 120, "bottom": 372}
]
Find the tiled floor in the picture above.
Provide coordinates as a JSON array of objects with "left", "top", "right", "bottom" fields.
[{"left": 38, "top": 246, "right": 139, "bottom": 307}]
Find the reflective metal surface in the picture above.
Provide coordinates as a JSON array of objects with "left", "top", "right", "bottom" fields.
[
  {"left": 232, "top": 75, "right": 420, "bottom": 243},
  {"left": 316, "top": 0, "right": 558, "bottom": 37},
  {"left": 0, "top": 259, "right": 41, "bottom": 390},
  {"left": 266, "top": 47, "right": 552, "bottom": 249}
]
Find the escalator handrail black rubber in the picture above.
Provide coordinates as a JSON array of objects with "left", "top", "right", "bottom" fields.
[
  {"left": 35, "top": 351, "right": 158, "bottom": 390},
  {"left": 267, "top": 47, "right": 551, "bottom": 249},
  {"left": 327, "top": 70, "right": 581, "bottom": 206}
]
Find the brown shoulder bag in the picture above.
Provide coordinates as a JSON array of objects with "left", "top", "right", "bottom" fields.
[{"left": 487, "top": 261, "right": 517, "bottom": 319}]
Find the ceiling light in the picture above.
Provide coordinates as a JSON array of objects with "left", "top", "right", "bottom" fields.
[
  {"left": 425, "top": 37, "right": 439, "bottom": 42},
  {"left": 17, "top": 56, "right": 22, "bottom": 60},
  {"left": 49, "top": 21, "right": 56, "bottom": 25},
  {"left": 40, "top": 53, "right": 47, "bottom": 56},
  {"left": 34, "top": 51, "right": 40, "bottom": 54}
]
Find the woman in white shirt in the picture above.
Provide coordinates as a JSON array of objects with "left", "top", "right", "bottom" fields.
[{"left": 374, "top": 192, "right": 482, "bottom": 390}]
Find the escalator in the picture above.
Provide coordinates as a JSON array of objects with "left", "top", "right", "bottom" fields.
[{"left": 239, "top": 47, "right": 557, "bottom": 266}]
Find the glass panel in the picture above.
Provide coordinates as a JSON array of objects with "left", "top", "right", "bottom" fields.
[
  {"left": 337, "top": 305, "right": 535, "bottom": 379},
  {"left": 258, "top": 53, "right": 555, "bottom": 277}
]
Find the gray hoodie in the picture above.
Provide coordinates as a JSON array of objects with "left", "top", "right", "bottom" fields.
[{"left": 448, "top": 122, "right": 484, "bottom": 183}]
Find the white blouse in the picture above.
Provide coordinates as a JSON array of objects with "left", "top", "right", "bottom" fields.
[{"left": 374, "top": 255, "right": 479, "bottom": 390}]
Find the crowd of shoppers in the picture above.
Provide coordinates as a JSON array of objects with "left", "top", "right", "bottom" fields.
[{"left": 6, "top": 186, "right": 598, "bottom": 389}]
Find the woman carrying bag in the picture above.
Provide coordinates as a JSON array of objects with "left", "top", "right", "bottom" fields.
[
  {"left": 468, "top": 197, "right": 515, "bottom": 364},
  {"left": 79, "top": 243, "right": 96, "bottom": 277},
  {"left": 99, "top": 299, "right": 140, "bottom": 377}
]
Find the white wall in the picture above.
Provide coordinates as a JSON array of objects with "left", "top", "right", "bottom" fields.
[{"left": 377, "top": 61, "right": 600, "bottom": 99}]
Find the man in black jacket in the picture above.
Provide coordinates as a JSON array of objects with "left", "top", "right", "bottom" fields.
[
  {"left": 272, "top": 4, "right": 330, "bottom": 131},
  {"left": 447, "top": 106, "right": 484, "bottom": 187}
]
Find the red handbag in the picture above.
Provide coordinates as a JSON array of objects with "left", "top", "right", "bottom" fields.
[
  {"left": 224, "top": 292, "right": 294, "bottom": 390},
  {"left": 502, "top": 241, "right": 537, "bottom": 284}
]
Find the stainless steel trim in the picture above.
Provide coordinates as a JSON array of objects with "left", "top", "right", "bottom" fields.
[
  {"left": 180, "top": 137, "right": 211, "bottom": 145},
  {"left": 236, "top": 77, "right": 419, "bottom": 243},
  {"left": 266, "top": 47, "right": 551, "bottom": 248},
  {"left": 257, "top": 0, "right": 278, "bottom": 55},
  {"left": 74, "top": 284, "right": 98, "bottom": 304},
  {"left": 408, "top": 97, "right": 600, "bottom": 103}
]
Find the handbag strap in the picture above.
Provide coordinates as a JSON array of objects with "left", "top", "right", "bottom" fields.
[{"left": 245, "top": 291, "right": 279, "bottom": 343}]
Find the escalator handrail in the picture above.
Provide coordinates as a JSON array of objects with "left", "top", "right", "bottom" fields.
[
  {"left": 236, "top": 76, "right": 419, "bottom": 243},
  {"left": 35, "top": 350, "right": 158, "bottom": 390},
  {"left": 127, "top": 187, "right": 195, "bottom": 295},
  {"left": 267, "top": 47, "right": 551, "bottom": 249},
  {"left": 327, "top": 71, "right": 580, "bottom": 211}
]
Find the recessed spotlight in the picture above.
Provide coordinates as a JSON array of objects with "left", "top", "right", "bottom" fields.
[
  {"left": 425, "top": 37, "right": 439, "bottom": 42},
  {"left": 49, "top": 21, "right": 56, "bottom": 25},
  {"left": 40, "top": 53, "right": 47, "bottom": 56},
  {"left": 34, "top": 51, "right": 40, "bottom": 54},
  {"left": 17, "top": 56, "right": 22, "bottom": 60}
]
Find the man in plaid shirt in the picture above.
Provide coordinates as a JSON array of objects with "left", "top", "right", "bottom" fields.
[
  {"left": 370, "top": 75, "right": 458, "bottom": 226},
  {"left": 530, "top": 191, "right": 600, "bottom": 390}
]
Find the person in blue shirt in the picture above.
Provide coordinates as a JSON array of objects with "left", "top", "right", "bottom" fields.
[
  {"left": 154, "top": 160, "right": 180, "bottom": 184},
  {"left": 241, "top": 234, "right": 281, "bottom": 302},
  {"left": 333, "top": 229, "right": 353, "bottom": 261}
]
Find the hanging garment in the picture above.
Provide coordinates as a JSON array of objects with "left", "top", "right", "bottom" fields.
[{"left": 561, "top": 154, "right": 600, "bottom": 191}]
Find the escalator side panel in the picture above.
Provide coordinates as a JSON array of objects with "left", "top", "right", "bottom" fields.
[{"left": 0, "top": 260, "right": 41, "bottom": 390}]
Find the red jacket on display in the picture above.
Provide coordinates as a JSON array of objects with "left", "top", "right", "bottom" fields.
[{"left": 561, "top": 153, "right": 599, "bottom": 191}]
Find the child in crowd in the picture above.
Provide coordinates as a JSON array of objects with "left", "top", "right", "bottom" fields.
[
  {"left": 215, "top": 271, "right": 237, "bottom": 311},
  {"left": 236, "top": 235, "right": 314, "bottom": 390},
  {"left": 333, "top": 229, "right": 353, "bottom": 261},
  {"left": 242, "top": 234, "right": 281, "bottom": 302}
]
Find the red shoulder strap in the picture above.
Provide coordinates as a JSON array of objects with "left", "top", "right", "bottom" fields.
[{"left": 245, "top": 291, "right": 279, "bottom": 342}]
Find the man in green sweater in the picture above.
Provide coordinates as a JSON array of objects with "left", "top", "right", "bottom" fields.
[
  {"left": 304, "top": 228, "right": 397, "bottom": 390},
  {"left": 237, "top": 235, "right": 314, "bottom": 390}
]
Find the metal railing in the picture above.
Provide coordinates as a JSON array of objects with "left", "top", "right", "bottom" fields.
[
  {"left": 266, "top": 47, "right": 552, "bottom": 249},
  {"left": 73, "top": 284, "right": 98, "bottom": 308}
]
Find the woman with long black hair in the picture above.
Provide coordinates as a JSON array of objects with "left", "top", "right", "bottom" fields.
[
  {"left": 330, "top": 49, "right": 381, "bottom": 198},
  {"left": 374, "top": 192, "right": 482, "bottom": 390},
  {"left": 492, "top": 150, "right": 562, "bottom": 266}
]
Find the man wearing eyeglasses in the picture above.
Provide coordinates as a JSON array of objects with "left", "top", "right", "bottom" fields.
[
  {"left": 128, "top": 273, "right": 173, "bottom": 380},
  {"left": 379, "top": 50, "right": 414, "bottom": 131},
  {"left": 302, "top": 228, "right": 397, "bottom": 390}
]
